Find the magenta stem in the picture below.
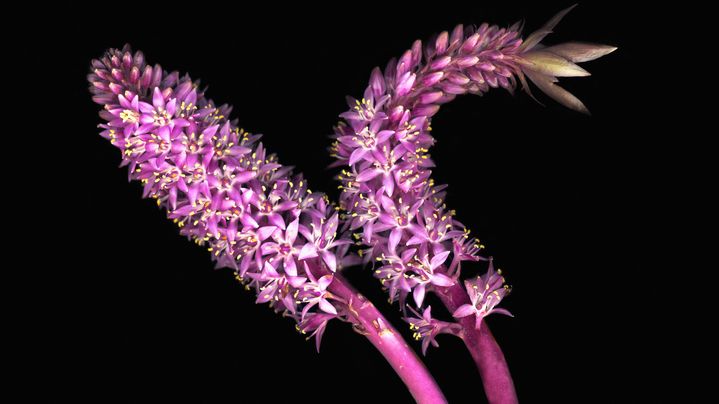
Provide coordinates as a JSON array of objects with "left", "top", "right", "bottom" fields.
[
  {"left": 435, "top": 282, "right": 518, "bottom": 404},
  {"left": 398, "top": 60, "right": 518, "bottom": 404},
  {"left": 328, "top": 272, "right": 447, "bottom": 404}
]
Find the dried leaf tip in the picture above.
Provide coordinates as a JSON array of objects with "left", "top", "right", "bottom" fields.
[
  {"left": 543, "top": 42, "right": 618, "bottom": 63},
  {"left": 517, "top": 4, "right": 617, "bottom": 114}
]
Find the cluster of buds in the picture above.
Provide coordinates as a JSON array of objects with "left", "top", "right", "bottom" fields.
[
  {"left": 331, "top": 5, "right": 614, "bottom": 350},
  {"left": 89, "top": 46, "right": 360, "bottom": 349}
]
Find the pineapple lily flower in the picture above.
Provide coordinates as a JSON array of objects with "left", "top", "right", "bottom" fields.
[
  {"left": 406, "top": 306, "right": 462, "bottom": 356},
  {"left": 297, "top": 211, "right": 352, "bottom": 272},
  {"left": 452, "top": 260, "right": 513, "bottom": 329}
]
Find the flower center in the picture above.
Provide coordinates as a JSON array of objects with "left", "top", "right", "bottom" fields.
[
  {"left": 162, "top": 140, "right": 172, "bottom": 152},
  {"left": 159, "top": 168, "right": 181, "bottom": 189},
  {"left": 120, "top": 109, "right": 140, "bottom": 124},
  {"left": 354, "top": 98, "right": 376, "bottom": 120},
  {"left": 359, "top": 131, "right": 377, "bottom": 149},
  {"left": 153, "top": 109, "right": 171, "bottom": 126},
  {"left": 192, "top": 167, "right": 205, "bottom": 181},
  {"left": 260, "top": 200, "right": 273, "bottom": 214},
  {"left": 279, "top": 243, "right": 292, "bottom": 255}
]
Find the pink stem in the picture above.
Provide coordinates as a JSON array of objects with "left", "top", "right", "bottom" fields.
[
  {"left": 328, "top": 272, "right": 447, "bottom": 404},
  {"left": 435, "top": 282, "right": 518, "bottom": 404},
  {"left": 392, "top": 35, "right": 520, "bottom": 404}
]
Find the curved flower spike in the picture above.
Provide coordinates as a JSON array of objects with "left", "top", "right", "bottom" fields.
[{"left": 330, "top": 5, "right": 615, "bottom": 404}]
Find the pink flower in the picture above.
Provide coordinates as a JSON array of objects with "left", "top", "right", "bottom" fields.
[
  {"left": 406, "top": 306, "right": 461, "bottom": 355},
  {"left": 452, "top": 260, "right": 512, "bottom": 329}
]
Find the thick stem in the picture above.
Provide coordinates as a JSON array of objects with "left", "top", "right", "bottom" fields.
[
  {"left": 435, "top": 282, "right": 518, "bottom": 404},
  {"left": 328, "top": 272, "right": 447, "bottom": 404},
  {"left": 401, "top": 47, "right": 519, "bottom": 404}
]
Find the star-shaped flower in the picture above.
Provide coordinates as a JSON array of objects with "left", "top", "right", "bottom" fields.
[{"left": 452, "top": 259, "right": 512, "bottom": 329}]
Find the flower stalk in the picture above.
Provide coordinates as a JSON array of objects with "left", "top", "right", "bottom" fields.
[
  {"left": 329, "top": 272, "right": 448, "bottom": 404},
  {"left": 435, "top": 279, "right": 515, "bottom": 404}
]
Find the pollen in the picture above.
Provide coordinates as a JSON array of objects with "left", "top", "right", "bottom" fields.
[{"left": 120, "top": 109, "right": 140, "bottom": 124}]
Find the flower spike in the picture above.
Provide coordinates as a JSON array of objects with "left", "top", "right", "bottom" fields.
[
  {"left": 330, "top": 5, "right": 615, "bottom": 403},
  {"left": 89, "top": 45, "right": 447, "bottom": 403}
]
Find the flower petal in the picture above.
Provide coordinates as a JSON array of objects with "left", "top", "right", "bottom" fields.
[
  {"left": 491, "top": 308, "right": 514, "bottom": 317},
  {"left": 321, "top": 250, "right": 337, "bottom": 272},
  {"left": 257, "top": 226, "right": 277, "bottom": 241},
  {"left": 284, "top": 257, "right": 297, "bottom": 276},
  {"left": 298, "top": 243, "right": 318, "bottom": 260},
  {"left": 349, "top": 148, "right": 368, "bottom": 166},
  {"left": 319, "top": 298, "right": 337, "bottom": 315},
  {"left": 356, "top": 168, "right": 382, "bottom": 182},
  {"left": 286, "top": 218, "right": 299, "bottom": 244},
  {"left": 389, "top": 228, "right": 403, "bottom": 255},
  {"left": 382, "top": 173, "right": 395, "bottom": 196},
  {"left": 452, "top": 304, "right": 476, "bottom": 318},
  {"left": 152, "top": 87, "right": 165, "bottom": 108},
  {"left": 430, "top": 251, "right": 450, "bottom": 270},
  {"left": 318, "top": 274, "right": 334, "bottom": 290},
  {"left": 268, "top": 213, "right": 286, "bottom": 230},
  {"left": 413, "top": 284, "right": 426, "bottom": 308},
  {"left": 234, "top": 170, "right": 257, "bottom": 183},
  {"left": 431, "top": 273, "right": 454, "bottom": 287}
]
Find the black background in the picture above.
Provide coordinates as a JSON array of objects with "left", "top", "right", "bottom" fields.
[{"left": 30, "top": 1, "right": 676, "bottom": 402}]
